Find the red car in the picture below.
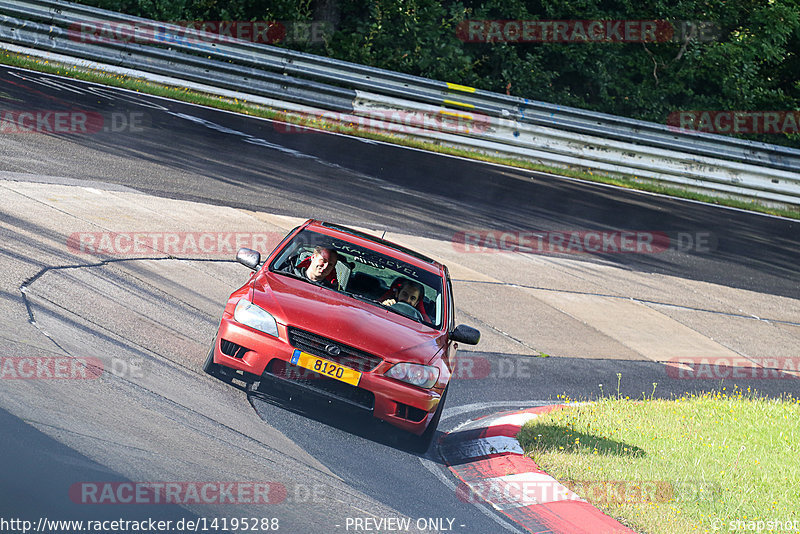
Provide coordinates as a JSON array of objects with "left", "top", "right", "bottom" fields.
[{"left": 204, "top": 220, "right": 480, "bottom": 448}]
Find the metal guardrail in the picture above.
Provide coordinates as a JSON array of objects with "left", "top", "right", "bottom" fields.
[{"left": 2, "top": 0, "right": 799, "bottom": 207}]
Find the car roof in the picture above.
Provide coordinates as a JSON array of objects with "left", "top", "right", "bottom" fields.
[{"left": 303, "top": 220, "right": 445, "bottom": 275}]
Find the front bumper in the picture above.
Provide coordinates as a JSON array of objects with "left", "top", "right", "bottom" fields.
[{"left": 212, "top": 317, "right": 443, "bottom": 435}]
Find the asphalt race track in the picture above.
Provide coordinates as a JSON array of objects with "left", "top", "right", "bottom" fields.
[{"left": 1, "top": 66, "right": 798, "bottom": 533}]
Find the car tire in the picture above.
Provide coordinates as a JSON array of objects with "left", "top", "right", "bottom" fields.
[
  {"left": 203, "top": 341, "right": 224, "bottom": 378},
  {"left": 409, "top": 386, "right": 448, "bottom": 453}
]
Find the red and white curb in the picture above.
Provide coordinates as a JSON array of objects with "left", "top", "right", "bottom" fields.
[{"left": 440, "top": 405, "right": 635, "bottom": 534}]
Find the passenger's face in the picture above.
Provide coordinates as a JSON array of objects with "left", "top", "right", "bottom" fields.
[
  {"left": 308, "top": 250, "right": 336, "bottom": 281},
  {"left": 397, "top": 285, "right": 421, "bottom": 306}
]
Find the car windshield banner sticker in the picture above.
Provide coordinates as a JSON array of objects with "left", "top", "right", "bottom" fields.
[{"left": 333, "top": 242, "right": 419, "bottom": 278}]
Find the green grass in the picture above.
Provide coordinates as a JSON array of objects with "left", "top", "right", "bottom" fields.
[
  {"left": 3, "top": 49, "right": 799, "bottom": 221},
  {"left": 517, "top": 387, "right": 799, "bottom": 534}
]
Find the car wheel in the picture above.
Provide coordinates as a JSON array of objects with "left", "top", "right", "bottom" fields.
[
  {"left": 409, "top": 386, "right": 448, "bottom": 453},
  {"left": 203, "top": 341, "right": 224, "bottom": 378}
]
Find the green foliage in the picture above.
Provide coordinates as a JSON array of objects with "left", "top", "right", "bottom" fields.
[
  {"left": 72, "top": 0, "right": 800, "bottom": 147},
  {"left": 517, "top": 390, "right": 800, "bottom": 534}
]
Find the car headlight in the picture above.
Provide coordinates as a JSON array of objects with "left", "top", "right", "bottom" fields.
[
  {"left": 233, "top": 299, "right": 279, "bottom": 337},
  {"left": 385, "top": 363, "right": 440, "bottom": 389}
]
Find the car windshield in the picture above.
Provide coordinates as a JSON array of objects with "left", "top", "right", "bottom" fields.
[{"left": 269, "top": 229, "right": 444, "bottom": 329}]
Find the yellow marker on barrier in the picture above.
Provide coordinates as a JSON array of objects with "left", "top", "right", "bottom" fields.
[
  {"left": 446, "top": 82, "right": 477, "bottom": 93},
  {"left": 443, "top": 99, "right": 475, "bottom": 109},
  {"left": 439, "top": 110, "right": 474, "bottom": 121}
]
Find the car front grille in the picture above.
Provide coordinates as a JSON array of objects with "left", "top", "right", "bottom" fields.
[
  {"left": 287, "top": 327, "right": 383, "bottom": 372},
  {"left": 265, "top": 359, "right": 375, "bottom": 411}
]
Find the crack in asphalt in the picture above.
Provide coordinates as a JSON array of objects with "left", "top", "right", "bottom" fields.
[
  {"left": 455, "top": 309, "right": 542, "bottom": 355},
  {"left": 17, "top": 256, "right": 434, "bottom": 513},
  {"left": 17, "top": 259, "right": 366, "bottom": 492},
  {"left": 19, "top": 257, "right": 230, "bottom": 360}
]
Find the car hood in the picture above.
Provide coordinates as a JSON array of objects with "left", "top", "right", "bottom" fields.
[{"left": 252, "top": 271, "right": 446, "bottom": 364}]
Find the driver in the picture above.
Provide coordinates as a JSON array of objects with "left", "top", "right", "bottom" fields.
[
  {"left": 381, "top": 279, "right": 423, "bottom": 308},
  {"left": 294, "top": 246, "right": 339, "bottom": 289}
]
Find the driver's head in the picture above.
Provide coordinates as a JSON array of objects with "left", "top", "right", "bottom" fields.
[
  {"left": 395, "top": 280, "right": 423, "bottom": 307},
  {"left": 307, "top": 246, "right": 338, "bottom": 281}
]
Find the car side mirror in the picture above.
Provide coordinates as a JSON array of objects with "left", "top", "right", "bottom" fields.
[
  {"left": 450, "top": 324, "right": 480, "bottom": 345},
  {"left": 236, "top": 248, "right": 261, "bottom": 270}
]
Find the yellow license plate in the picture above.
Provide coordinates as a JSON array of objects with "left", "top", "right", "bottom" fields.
[{"left": 290, "top": 349, "right": 362, "bottom": 386}]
